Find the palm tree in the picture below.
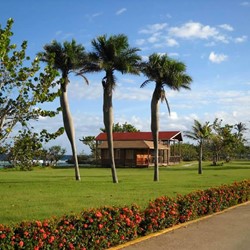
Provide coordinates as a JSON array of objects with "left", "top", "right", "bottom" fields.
[
  {"left": 40, "top": 40, "right": 88, "bottom": 181},
  {"left": 87, "top": 34, "right": 141, "bottom": 183},
  {"left": 185, "top": 119, "right": 212, "bottom": 174},
  {"left": 140, "top": 53, "right": 192, "bottom": 181},
  {"left": 234, "top": 122, "right": 247, "bottom": 141}
]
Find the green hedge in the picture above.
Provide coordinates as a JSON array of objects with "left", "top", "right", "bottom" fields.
[{"left": 0, "top": 180, "right": 249, "bottom": 249}]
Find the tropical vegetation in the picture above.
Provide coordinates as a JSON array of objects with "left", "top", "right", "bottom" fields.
[
  {"left": 84, "top": 34, "right": 142, "bottom": 183},
  {"left": 1, "top": 18, "right": 249, "bottom": 183},
  {"left": 185, "top": 120, "right": 212, "bottom": 174},
  {"left": 140, "top": 53, "right": 192, "bottom": 181},
  {"left": 0, "top": 179, "right": 249, "bottom": 249},
  {"left": 0, "top": 19, "right": 62, "bottom": 145},
  {"left": 39, "top": 39, "right": 89, "bottom": 181}
]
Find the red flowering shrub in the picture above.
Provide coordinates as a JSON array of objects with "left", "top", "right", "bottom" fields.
[
  {"left": 140, "top": 196, "right": 179, "bottom": 235},
  {"left": 177, "top": 192, "right": 201, "bottom": 223},
  {"left": 0, "top": 180, "right": 249, "bottom": 249}
]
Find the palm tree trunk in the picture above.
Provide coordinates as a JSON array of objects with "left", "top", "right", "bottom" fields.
[
  {"left": 60, "top": 82, "right": 81, "bottom": 181},
  {"left": 103, "top": 83, "right": 118, "bottom": 183},
  {"left": 151, "top": 89, "right": 160, "bottom": 181},
  {"left": 198, "top": 141, "right": 203, "bottom": 174}
]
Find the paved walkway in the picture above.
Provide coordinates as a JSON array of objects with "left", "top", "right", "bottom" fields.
[{"left": 112, "top": 202, "right": 250, "bottom": 250}]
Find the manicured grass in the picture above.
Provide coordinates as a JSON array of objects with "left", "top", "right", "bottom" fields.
[{"left": 0, "top": 161, "right": 249, "bottom": 225}]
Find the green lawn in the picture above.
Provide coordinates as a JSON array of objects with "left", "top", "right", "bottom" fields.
[{"left": 0, "top": 160, "right": 249, "bottom": 226}]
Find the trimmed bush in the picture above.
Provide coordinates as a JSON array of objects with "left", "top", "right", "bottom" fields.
[{"left": 0, "top": 180, "right": 249, "bottom": 249}]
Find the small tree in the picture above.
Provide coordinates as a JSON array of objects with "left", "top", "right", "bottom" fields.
[
  {"left": 46, "top": 145, "right": 66, "bottom": 166},
  {"left": 79, "top": 136, "right": 97, "bottom": 157},
  {"left": 7, "top": 130, "right": 43, "bottom": 170},
  {"left": 185, "top": 120, "right": 212, "bottom": 174},
  {"left": 208, "top": 119, "right": 246, "bottom": 164},
  {"left": 180, "top": 143, "right": 197, "bottom": 161}
]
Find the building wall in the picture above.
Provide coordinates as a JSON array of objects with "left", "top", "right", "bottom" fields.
[{"left": 100, "top": 148, "right": 174, "bottom": 167}]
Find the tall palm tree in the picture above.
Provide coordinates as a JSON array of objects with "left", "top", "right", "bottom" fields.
[
  {"left": 234, "top": 122, "right": 247, "bottom": 141},
  {"left": 140, "top": 53, "right": 192, "bottom": 181},
  {"left": 185, "top": 119, "right": 212, "bottom": 174},
  {"left": 40, "top": 40, "right": 88, "bottom": 181},
  {"left": 87, "top": 34, "right": 141, "bottom": 183}
]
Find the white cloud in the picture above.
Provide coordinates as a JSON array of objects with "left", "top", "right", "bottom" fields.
[
  {"left": 55, "top": 30, "right": 62, "bottom": 36},
  {"left": 92, "top": 12, "right": 102, "bottom": 18},
  {"left": 168, "top": 52, "right": 179, "bottom": 57},
  {"left": 166, "top": 38, "right": 179, "bottom": 47},
  {"left": 218, "top": 24, "right": 234, "bottom": 31},
  {"left": 135, "top": 39, "right": 145, "bottom": 46},
  {"left": 86, "top": 12, "right": 102, "bottom": 21},
  {"left": 169, "top": 112, "right": 178, "bottom": 120},
  {"left": 169, "top": 22, "right": 218, "bottom": 39},
  {"left": 137, "top": 21, "right": 244, "bottom": 50},
  {"left": 235, "top": 35, "right": 247, "bottom": 43},
  {"left": 116, "top": 8, "right": 127, "bottom": 15},
  {"left": 139, "top": 23, "right": 168, "bottom": 34},
  {"left": 148, "top": 34, "right": 160, "bottom": 43},
  {"left": 240, "top": 1, "right": 250, "bottom": 6},
  {"left": 209, "top": 51, "right": 228, "bottom": 63}
]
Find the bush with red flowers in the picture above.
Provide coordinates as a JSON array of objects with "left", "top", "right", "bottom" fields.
[{"left": 0, "top": 180, "right": 249, "bottom": 249}]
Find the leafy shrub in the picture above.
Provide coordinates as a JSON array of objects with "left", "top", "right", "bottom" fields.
[{"left": 0, "top": 180, "right": 249, "bottom": 249}]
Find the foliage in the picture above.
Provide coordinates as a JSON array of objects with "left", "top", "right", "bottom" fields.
[
  {"left": 185, "top": 119, "right": 212, "bottom": 174},
  {"left": 87, "top": 34, "right": 142, "bottom": 183},
  {"left": 140, "top": 53, "right": 192, "bottom": 181},
  {"left": 0, "top": 19, "right": 62, "bottom": 144},
  {"left": 100, "top": 122, "right": 140, "bottom": 133},
  {"left": 7, "top": 129, "right": 43, "bottom": 170},
  {"left": 66, "top": 152, "right": 95, "bottom": 165},
  {"left": 207, "top": 119, "right": 247, "bottom": 165},
  {"left": 44, "top": 145, "right": 66, "bottom": 166},
  {"left": 79, "top": 136, "right": 97, "bottom": 158},
  {"left": 0, "top": 180, "right": 249, "bottom": 249},
  {"left": 40, "top": 39, "right": 89, "bottom": 181},
  {"left": 140, "top": 196, "right": 179, "bottom": 234},
  {"left": 180, "top": 143, "right": 197, "bottom": 161}
]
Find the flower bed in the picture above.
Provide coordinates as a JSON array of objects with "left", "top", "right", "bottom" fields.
[{"left": 0, "top": 180, "right": 249, "bottom": 249}]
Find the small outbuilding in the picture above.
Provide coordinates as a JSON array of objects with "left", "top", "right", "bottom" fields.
[{"left": 95, "top": 131, "right": 183, "bottom": 167}]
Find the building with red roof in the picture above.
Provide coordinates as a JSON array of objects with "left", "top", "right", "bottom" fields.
[{"left": 95, "top": 131, "right": 182, "bottom": 167}]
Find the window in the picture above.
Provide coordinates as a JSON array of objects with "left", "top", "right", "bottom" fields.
[
  {"left": 102, "top": 150, "right": 109, "bottom": 159},
  {"left": 126, "top": 150, "right": 134, "bottom": 159},
  {"left": 114, "top": 149, "right": 120, "bottom": 159}
]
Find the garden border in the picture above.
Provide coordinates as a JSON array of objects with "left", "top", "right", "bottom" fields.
[{"left": 109, "top": 201, "right": 250, "bottom": 250}]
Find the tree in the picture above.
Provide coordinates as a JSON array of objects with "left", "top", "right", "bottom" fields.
[
  {"left": 40, "top": 40, "right": 88, "bottom": 181},
  {"left": 208, "top": 119, "right": 246, "bottom": 164},
  {"left": 86, "top": 34, "right": 141, "bottom": 183},
  {"left": 234, "top": 122, "right": 247, "bottom": 142},
  {"left": 140, "top": 53, "right": 192, "bottom": 181},
  {"left": 100, "top": 122, "right": 140, "bottom": 132},
  {"left": 0, "top": 19, "right": 62, "bottom": 143},
  {"left": 181, "top": 143, "right": 198, "bottom": 161},
  {"left": 45, "top": 145, "right": 66, "bottom": 166},
  {"left": 185, "top": 119, "right": 212, "bottom": 174},
  {"left": 79, "top": 136, "right": 97, "bottom": 157},
  {"left": 7, "top": 129, "right": 43, "bottom": 170}
]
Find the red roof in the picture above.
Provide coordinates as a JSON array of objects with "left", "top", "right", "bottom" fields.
[{"left": 95, "top": 131, "right": 182, "bottom": 141}]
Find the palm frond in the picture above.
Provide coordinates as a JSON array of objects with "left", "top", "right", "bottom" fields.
[
  {"left": 164, "top": 96, "right": 171, "bottom": 115},
  {"left": 140, "top": 79, "right": 151, "bottom": 88}
]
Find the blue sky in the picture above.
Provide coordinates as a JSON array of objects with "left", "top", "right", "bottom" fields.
[{"left": 1, "top": 0, "right": 250, "bottom": 154}]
